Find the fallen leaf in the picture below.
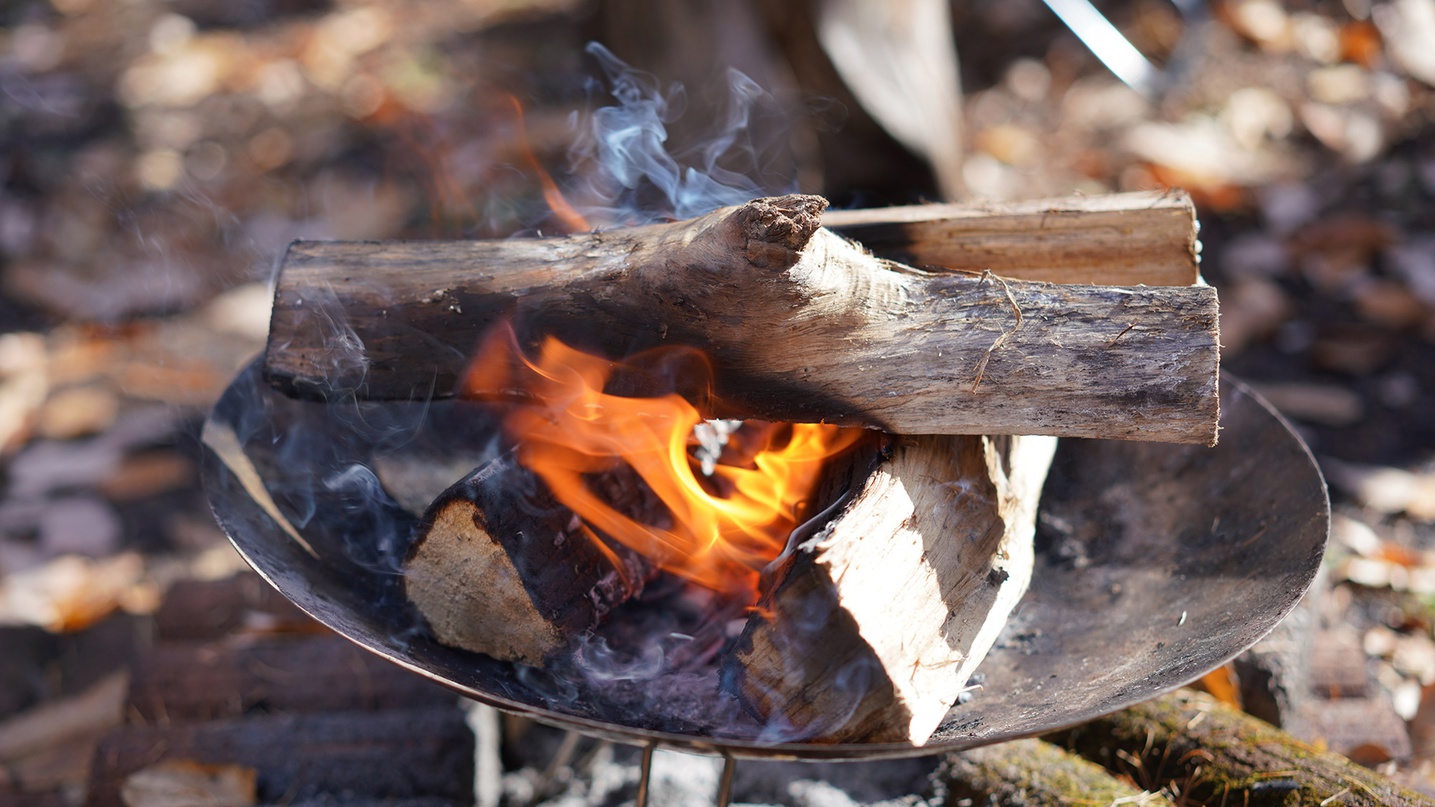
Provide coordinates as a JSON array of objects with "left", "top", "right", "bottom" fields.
[
  {"left": 36, "top": 383, "right": 119, "bottom": 440},
  {"left": 0, "top": 332, "right": 48, "bottom": 455},
  {"left": 1339, "top": 20, "right": 1383, "bottom": 68},
  {"left": 121, "top": 759, "right": 257, "bottom": 807},
  {"left": 1325, "top": 460, "right": 1435, "bottom": 521},
  {"left": 0, "top": 552, "right": 146, "bottom": 631},
  {"left": 1375, "top": 0, "right": 1435, "bottom": 86},
  {"left": 99, "top": 451, "right": 196, "bottom": 502}
]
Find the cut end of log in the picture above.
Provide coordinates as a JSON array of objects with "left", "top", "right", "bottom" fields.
[
  {"left": 403, "top": 456, "right": 654, "bottom": 665},
  {"left": 404, "top": 496, "right": 563, "bottom": 665}
]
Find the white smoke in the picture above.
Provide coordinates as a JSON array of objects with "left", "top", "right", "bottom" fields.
[{"left": 569, "top": 42, "right": 792, "bottom": 224}]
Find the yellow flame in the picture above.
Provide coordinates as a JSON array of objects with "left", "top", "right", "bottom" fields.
[{"left": 464, "top": 325, "right": 864, "bottom": 600}]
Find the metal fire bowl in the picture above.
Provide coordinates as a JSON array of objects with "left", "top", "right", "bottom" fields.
[{"left": 203, "top": 362, "right": 1328, "bottom": 761}]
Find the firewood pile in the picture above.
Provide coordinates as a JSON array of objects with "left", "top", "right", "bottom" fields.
[{"left": 2, "top": 0, "right": 1435, "bottom": 804}]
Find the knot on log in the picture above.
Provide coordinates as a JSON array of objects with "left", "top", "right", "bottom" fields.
[{"left": 733, "top": 194, "right": 828, "bottom": 268}]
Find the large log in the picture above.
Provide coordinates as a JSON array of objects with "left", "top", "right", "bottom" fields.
[
  {"left": 939, "top": 738, "right": 1174, "bottom": 806},
  {"left": 1058, "top": 689, "right": 1434, "bottom": 807},
  {"left": 264, "top": 194, "right": 1219, "bottom": 444},
  {"left": 722, "top": 433, "right": 1057, "bottom": 744}
]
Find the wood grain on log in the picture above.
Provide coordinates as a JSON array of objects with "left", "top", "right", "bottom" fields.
[
  {"left": 1059, "top": 689, "right": 1434, "bottom": 807},
  {"left": 265, "top": 195, "right": 1219, "bottom": 444},
  {"left": 403, "top": 454, "right": 655, "bottom": 664},
  {"left": 723, "top": 433, "right": 1056, "bottom": 744},
  {"left": 824, "top": 189, "right": 1198, "bottom": 286}
]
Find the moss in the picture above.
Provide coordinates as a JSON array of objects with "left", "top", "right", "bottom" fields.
[{"left": 1053, "top": 689, "right": 1434, "bottom": 807}]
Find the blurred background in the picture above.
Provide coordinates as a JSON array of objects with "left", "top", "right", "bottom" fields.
[{"left": 1, "top": 0, "right": 1435, "bottom": 802}]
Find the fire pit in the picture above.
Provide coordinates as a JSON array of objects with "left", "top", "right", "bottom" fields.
[{"left": 203, "top": 357, "right": 1327, "bottom": 759}]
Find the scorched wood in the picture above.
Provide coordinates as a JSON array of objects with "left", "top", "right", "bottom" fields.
[
  {"left": 403, "top": 453, "right": 656, "bottom": 664},
  {"left": 265, "top": 194, "right": 1219, "bottom": 444},
  {"left": 721, "top": 433, "right": 1057, "bottom": 745}
]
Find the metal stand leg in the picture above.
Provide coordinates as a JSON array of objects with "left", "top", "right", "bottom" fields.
[
  {"left": 716, "top": 754, "right": 737, "bottom": 807},
  {"left": 634, "top": 743, "right": 656, "bottom": 807}
]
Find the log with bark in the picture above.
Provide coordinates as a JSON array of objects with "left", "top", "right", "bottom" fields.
[
  {"left": 721, "top": 433, "right": 1057, "bottom": 745},
  {"left": 938, "top": 738, "right": 1174, "bottom": 806},
  {"left": 1057, "top": 688, "right": 1434, "bottom": 807},
  {"left": 265, "top": 193, "right": 1219, "bottom": 445}
]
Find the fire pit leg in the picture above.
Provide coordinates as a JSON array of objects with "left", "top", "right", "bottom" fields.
[
  {"left": 634, "top": 742, "right": 656, "bottom": 807},
  {"left": 716, "top": 753, "right": 736, "bottom": 807}
]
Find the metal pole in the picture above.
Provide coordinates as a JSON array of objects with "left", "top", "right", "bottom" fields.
[
  {"left": 716, "top": 754, "right": 737, "bottom": 807},
  {"left": 1040, "top": 0, "right": 1162, "bottom": 97},
  {"left": 634, "top": 743, "right": 656, "bottom": 807}
]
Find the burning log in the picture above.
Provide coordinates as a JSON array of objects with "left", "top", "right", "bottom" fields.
[
  {"left": 403, "top": 454, "right": 657, "bottom": 665},
  {"left": 722, "top": 433, "right": 1057, "bottom": 745},
  {"left": 265, "top": 194, "right": 1219, "bottom": 445}
]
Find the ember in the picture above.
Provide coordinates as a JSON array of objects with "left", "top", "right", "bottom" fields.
[{"left": 462, "top": 322, "right": 867, "bottom": 602}]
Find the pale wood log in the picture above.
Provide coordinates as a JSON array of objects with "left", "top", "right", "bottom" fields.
[
  {"left": 823, "top": 189, "right": 1199, "bottom": 286},
  {"left": 1059, "top": 689, "right": 1434, "bottom": 807},
  {"left": 402, "top": 454, "right": 655, "bottom": 665},
  {"left": 939, "top": 738, "right": 1174, "bottom": 806},
  {"left": 265, "top": 195, "right": 1219, "bottom": 444},
  {"left": 722, "top": 433, "right": 1057, "bottom": 744}
]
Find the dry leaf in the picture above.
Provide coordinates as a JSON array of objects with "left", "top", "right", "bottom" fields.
[
  {"left": 0, "top": 552, "right": 145, "bottom": 631},
  {"left": 0, "top": 332, "right": 48, "bottom": 455},
  {"left": 121, "top": 759, "right": 257, "bottom": 807}
]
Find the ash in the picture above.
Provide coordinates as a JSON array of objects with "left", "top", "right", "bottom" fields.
[{"left": 475, "top": 705, "right": 943, "bottom": 807}]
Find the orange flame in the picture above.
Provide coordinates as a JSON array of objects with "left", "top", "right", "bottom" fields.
[
  {"left": 464, "top": 325, "right": 865, "bottom": 600},
  {"left": 507, "top": 95, "right": 591, "bottom": 233}
]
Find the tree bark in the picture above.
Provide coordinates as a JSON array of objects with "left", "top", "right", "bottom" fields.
[
  {"left": 939, "top": 738, "right": 1174, "bottom": 806},
  {"left": 1057, "top": 688, "right": 1434, "bottom": 807},
  {"left": 721, "top": 433, "right": 1057, "bottom": 745},
  {"left": 265, "top": 194, "right": 1219, "bottom": 444}
]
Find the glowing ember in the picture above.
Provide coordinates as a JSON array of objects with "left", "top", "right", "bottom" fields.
[{"left": 463, "top": 324, "right": 866, "bottom": 601}]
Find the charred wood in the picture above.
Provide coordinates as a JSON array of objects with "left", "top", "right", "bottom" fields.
[{"left": 403, "top": 454, "right": 656, "bottom": 665}]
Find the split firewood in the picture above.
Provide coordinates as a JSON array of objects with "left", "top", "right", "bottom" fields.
[
  {"left": 721, "top": 432, "right": 1057, "bottom": 745},
  {"left": 824, "top": 189, "right": 1199, "bottom": 286},
  {"left": 265, "top": 194, "right": 1219, "bottom": 444},
  {"left": 403, "top": 453, "right": 657, "bottom": 665}
]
